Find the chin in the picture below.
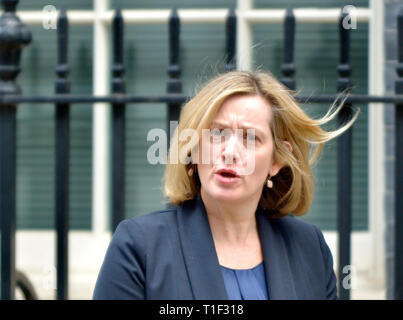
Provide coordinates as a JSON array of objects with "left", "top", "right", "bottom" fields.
[{"left": 208, "top": 189, "right": 246, "bottom": 203}]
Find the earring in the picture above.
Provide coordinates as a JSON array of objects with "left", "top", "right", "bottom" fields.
[
  {"left": 188, "top": 163, "right": 197, "bottom": 177},
  {"left": 266, "top": 175, "right": 273, "bottom": 188}
]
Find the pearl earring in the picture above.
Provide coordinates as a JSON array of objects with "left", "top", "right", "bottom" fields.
[{"left": 266, "top": 175, "right": 273, "bottom": 188}]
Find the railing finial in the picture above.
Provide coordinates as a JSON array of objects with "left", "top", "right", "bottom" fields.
[
  {"left": 167, "top": 7, "right": 182, "bottom": 147},
  {"left": 337, "top": 6, "right": 352, "bottom": 93},
  {"left": 112, "top": 5, "right": 125, "bottom": 94},
  {"left": 281, "top": 5, "right": 295, "bottom": 90},
  {"left": 168, "top": 8, "right": 181, "bottom": 81},
  {"left": 396, "top": 7, "right": 403, "bottom": 77},
  {"left": 0, "top": 0, "right": 32, "bottom": 95},
  {"left": 224, "top": 7, "right": 237, "bottom": 72},
  {"left": 1, "top": 0, "right": 18, "bottom": 12}
]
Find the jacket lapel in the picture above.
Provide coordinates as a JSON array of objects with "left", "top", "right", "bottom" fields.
[
  {"left": 256, "top": 208, "right": 298, "bottom": 299},
  {"left": 176, "top": 194, "right": 228, "bottom": 300},
  {"left": 176, "top": 194, "right": 298, "bottom": 300}
]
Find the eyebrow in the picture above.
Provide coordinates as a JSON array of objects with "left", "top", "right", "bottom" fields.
[{"left": 210, "top": 120, "right": 267, "bottom": 137}]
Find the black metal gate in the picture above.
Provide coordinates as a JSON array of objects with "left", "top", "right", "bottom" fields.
[{"left": 0, "top": 0, "right": 402, "bottom": 300}]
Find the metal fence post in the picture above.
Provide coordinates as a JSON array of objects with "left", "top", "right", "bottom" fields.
[
  {"left": 337, "top": 8, "right": 353, "bottom": 301},
  {"left": 394, "top": 6, "right": 403, "bottom": 300},
  {"left": 0, "top": 0, "right": 31, "bottom": 299},
  {"left": 281, "top": 6, "right": 296, "bottom": 90},
  {"left": 111, "top": 8, "right": 126, "bottom": 233},
  {"left": 167, "top": 8, "right": 182, "bottom": 148},
  {"left": 224, "top": 8, "right": 236, "bottom": 72},
  {"left": 54, "top": 7, "right": 70, "bottom": 300}
]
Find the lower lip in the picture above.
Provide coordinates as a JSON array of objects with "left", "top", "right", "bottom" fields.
[{"left": 215, "top": 173, "right": 240, "bottom": 184}]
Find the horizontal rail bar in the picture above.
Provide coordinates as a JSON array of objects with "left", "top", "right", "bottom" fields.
[
  {"left": 4, "top": 8, "right": 370, "bottom": 25},
  {"left": 11, "top": 11, "right": 94, "bottom": 25},
  {"left": 0, "top": 94, "right": 186, "bottom": 104},
  {"left": 1, "top": 94, "right": 403, "bottom": 104},
  {"left": 243, "top": 8, "right": 370, "bottom": 24}
]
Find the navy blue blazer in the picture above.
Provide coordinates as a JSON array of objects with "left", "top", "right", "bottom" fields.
[{"left": 93, "top": 194, "right": 338, "bottom": 300}]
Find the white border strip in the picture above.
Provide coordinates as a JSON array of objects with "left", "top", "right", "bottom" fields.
[
  {"left": 244, "top": 8, "right": 370, "bottom": 23},
  {"left": 368, "top": 0, "right": 386, "bottom": 290},
  {"left": 237, "top": 0, "right": 252, "bottom": 71},
  {"left": 92, "top": 0, "right": 110, "bottom": 235},
  {"left": 11, "top": 8, "right": 370, "bottom": 25}
]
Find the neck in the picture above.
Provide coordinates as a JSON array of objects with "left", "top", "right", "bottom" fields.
[{"left": 201, "top": 189, "right": 261, "bottom": 245}]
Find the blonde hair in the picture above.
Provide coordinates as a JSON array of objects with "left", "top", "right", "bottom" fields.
[{"left": 163, "top": 70, "right": 358, "bottom": 217}]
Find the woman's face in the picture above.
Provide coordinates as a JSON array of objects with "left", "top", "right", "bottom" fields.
[{"left": 197, "top": 94, "right": 281, "bottom": 205}]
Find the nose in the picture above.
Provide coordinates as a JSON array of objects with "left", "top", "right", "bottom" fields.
[{"left": 221, "top": 132, "right": 241, "bottom": 165}]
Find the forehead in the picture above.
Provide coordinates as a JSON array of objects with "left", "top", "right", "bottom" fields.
[{"left": 212, "top": 94, "right": 272, "bottom": 130}]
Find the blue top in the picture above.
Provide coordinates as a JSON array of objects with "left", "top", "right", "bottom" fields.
[{"left": 220, "top": 262, "right": 269, "bottom": 300}]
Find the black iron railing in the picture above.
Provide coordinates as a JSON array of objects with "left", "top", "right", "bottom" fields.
[
  {"left": 54, "top": 7, "right": 70, "bottom": 301},
  {"left": 394, "top": 6, "right": 403, "bottom": 303},
  {"left": 336, "top": 9, "right": 354, "bottom": 301},
  {"left": 0, "top": 0, "right": 31, "bottom": 300},
  {"left": 0, "top": 0, "right": 402, "bottom": 300},
  {"left": 111, "top": 8, "right": 126, "bottom": 235}
]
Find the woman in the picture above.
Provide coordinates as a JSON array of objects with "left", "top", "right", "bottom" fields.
[{"left": 93, "top": 70, "right": 358, "bottom": 300}]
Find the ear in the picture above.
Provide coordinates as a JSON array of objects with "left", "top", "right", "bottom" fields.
[
  {"left": 269, "top": 140, "right": 293, "bottom": 177},
  {"left": 283, "top": 140, "right": 293, "bottom": 153}
]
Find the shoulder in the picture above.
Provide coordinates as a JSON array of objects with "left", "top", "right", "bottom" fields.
[
  {"left": 269, "top": 214, "right": 326, "bottom": 248},
  {"left": 114, "top": 206, "right": 179, "bottom": 248},
  {"left": 271, "top": 214, "right": 320, "bottom": 234},
  {"left": 272, "top": 215, "right": 337, "bottom": 299},
  {"left": 121, "top": 206, "right": 178, "bottom": 233},
  {"left": 272, "top": 214, "right": 333, "bottom": 271}
]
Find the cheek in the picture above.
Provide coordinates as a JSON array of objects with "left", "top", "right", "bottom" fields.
[
  {"left": 196, "top": 143, "right": 214, "bottom": 179},
  {"left": 250, "top": 148, "right": 273, "bottom": 174}
]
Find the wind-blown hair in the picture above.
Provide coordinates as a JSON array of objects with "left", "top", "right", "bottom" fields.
[{"left": 163, "top": 70, "right": 358, "bottom": 217}]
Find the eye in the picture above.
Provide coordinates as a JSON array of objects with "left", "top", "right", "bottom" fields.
[
  {"left": 244, "top": 132, "right": 257, "bottom": 141},
  {"left": 210, "top": 128, "right": 224, "bottom": 144}
]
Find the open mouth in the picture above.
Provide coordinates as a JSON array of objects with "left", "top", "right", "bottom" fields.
[
  {"left": 216, "top": 169, "right": 239, "bottom": 177},
  {"left": 219, "top": 172, "right": 238, "bottom": 178},
  {"left": 215, "top": 169, "right": 240, "bottom": 183}
]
